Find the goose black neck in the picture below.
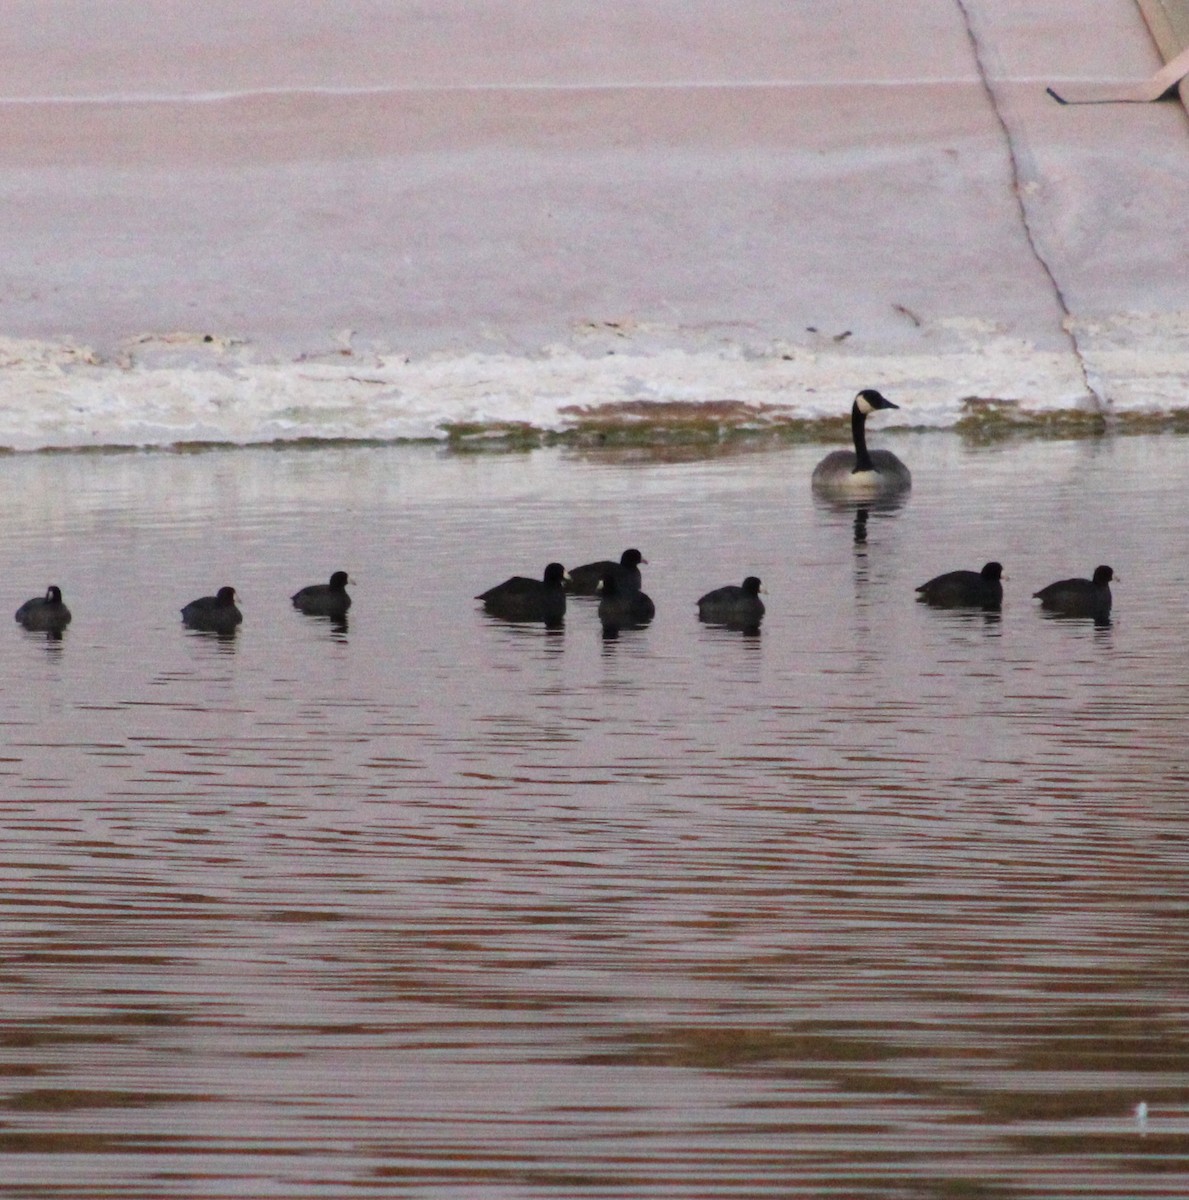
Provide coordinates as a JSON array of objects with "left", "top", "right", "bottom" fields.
[{"left": 851, "top": 403, "right": 874, "bottom": 472}]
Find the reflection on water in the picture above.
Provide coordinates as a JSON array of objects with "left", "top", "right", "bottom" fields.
[
  {"left": 812, "top": 489, "right": 909, "bottom": 547},
  {"left": 0, "top": 435, "right": 1187, "bottom": 1198}
]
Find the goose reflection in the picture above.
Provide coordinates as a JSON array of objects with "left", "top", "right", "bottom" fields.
[
  {"left": 813, "top": 492, "right": 908, "bottom": 557},
  {"left": 854, "top": 505, "right": 869, "bottom": 545},
  {"left": 24, "top": 628, "right": 68, "bottom": 652}
]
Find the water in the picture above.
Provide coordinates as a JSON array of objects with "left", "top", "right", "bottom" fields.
[{"left": 1, "top": 433, "right": 1187, "bottom": 1198}]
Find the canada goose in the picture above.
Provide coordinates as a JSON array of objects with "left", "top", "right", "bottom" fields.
[
  {"left": 292, "top": 571, "right": 352, "bottom": 618},
  {"left": 916, "top": 562, "right": 1004, "bottom": 609},
  {"left": 182, "top": 586, "right": 242, "bottom": 633},
  {"left": 476, "top": 562, "right": 568, "bottom": 622},
  {"left": 1033, "top": 565, "right": 1114, "bottom": 619},
  {"left": 15, "top": 585, "right": 72, "bottom": 632},
  {"left": 597, "top": 568, "right": 655, "bottom": 634},
  {"left": 696, "top": 576, "right": 765, "bottom": 627},
  {"left": 567, "top": 548, "right": 646, "bottom": 595},
  {"left": 811, "top": 389, "right": 911, "bottom": 496}
]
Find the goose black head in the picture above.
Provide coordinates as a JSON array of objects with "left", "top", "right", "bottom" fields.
[{"left": 855, "top": 388, "right": 899, "bottom": 414}]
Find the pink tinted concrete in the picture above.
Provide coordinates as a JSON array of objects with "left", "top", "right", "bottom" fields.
[{"left": 0, "top": 0, "right": 1184, "bottom": 401}]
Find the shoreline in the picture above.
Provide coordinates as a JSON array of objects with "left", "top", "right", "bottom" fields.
[
  {"left": 2, "top": 324, "right": 1187, "bottom": 452},
  {"left": 4, "top": 401, "right": 1188, "bottom": 459}
]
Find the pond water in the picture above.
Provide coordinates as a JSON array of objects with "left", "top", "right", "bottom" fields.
[{"left": 0, "top": 433, "right": 1186, "bottom": 1198}]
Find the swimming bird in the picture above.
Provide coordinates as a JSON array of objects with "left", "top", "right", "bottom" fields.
[
  {"left": 182, "top": 586, "right": 242, "bottom": 633},
  {"left": 476, "top": 562, "right": 568, "bottom": 623},
  {"left": 696, "top": 576, "right": 765, "bottom": 627},
  {"left": 15, "top": 585, "right": 72, "bottom": 632},
  {"left": 1033, "top": 565, "right": 1114, "bottom": 620},
  {"left": 915, "top": 562, "right": 1004, "bottom": 609},
  {"left": 597, "top": 568, "right": 655, "bottom": 634},
  {"left": 292, "top": 570, "right": 352, "bottom": 618},
  {"left": 567, "top": 548, "right": 646, "bottom": 596},
  {"left": 811, "top": 389, "right": 911, "bottom": 496}
]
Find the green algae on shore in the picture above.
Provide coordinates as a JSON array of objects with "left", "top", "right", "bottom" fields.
[{"left": 440, "top": 396, "right": 1189, "bottom": 456}]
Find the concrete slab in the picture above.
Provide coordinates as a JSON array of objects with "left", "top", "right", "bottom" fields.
[{"left": 0, "top": 0, "right": 1184, "bottom": 445}]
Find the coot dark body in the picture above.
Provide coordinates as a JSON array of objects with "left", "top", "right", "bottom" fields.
[
  {"left": 477, "top": 563, "right": 568, "bottom": 622},
  {"left": 916, "top": 562, "right": 1004, "bottom": 609},
  {"left": 696, "top": 576, "right": 765, "bottom": 627},
  {"left": 182, "top": 586, "right": 242, "bottom": 633},
  {"left": 15, "top": 586, "right": 72, "bottom": 632},
  {"left": 292, "top": 571, "right": 352, "bottom": 618},
  {"left": 1034, "top": 565, "right": 1114, "bottom": 620},
  {"left": 567, "top": 549, "right": 646, "bottom": 596},
  {"left": 597, "top": 569, "right": 655, "bottom": 634}
]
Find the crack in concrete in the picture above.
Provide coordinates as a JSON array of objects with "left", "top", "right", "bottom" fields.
[{"left": 953, "top": 0, "right": 1109, "bottom": 414}]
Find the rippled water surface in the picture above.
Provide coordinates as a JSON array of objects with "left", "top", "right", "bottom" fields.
[{"left": 1, "top": 435, "right": 1187, "bottom": 1198}]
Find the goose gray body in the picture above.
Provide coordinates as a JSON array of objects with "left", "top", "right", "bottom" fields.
[
  {"left": 15, "top": 586, "right": 72, "bottom": 632},
  {"left": 811, "top": 389, "right": 911, "bottom": 496}
]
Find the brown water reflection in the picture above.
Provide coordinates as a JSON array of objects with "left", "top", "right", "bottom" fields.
[{"left": 0, "top": 435, "right": 1186, "bottom": 1198}]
